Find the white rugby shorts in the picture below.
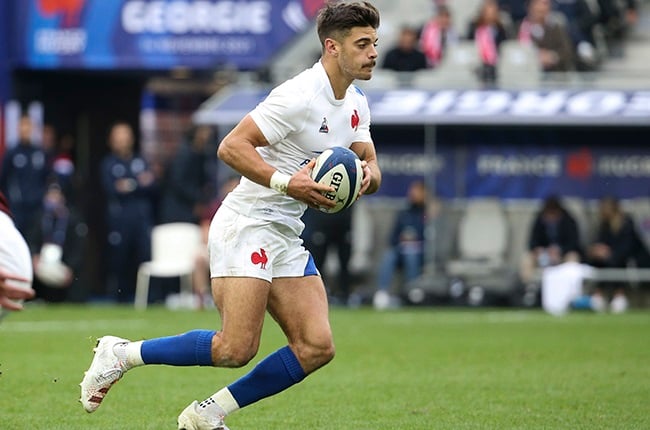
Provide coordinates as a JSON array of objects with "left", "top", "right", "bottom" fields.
[
  {"left": 0, "top": 211, "right": 33, "bottom": 288},
  {"left": 208, "top": 205, "right": 318, "bottom": 282}
]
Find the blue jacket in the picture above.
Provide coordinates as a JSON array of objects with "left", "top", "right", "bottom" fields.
[
  {"left": 389, "top": 203, "right": 426, "bottom": 255},
  {"left": 100, "top": 153, "right": 156, "bottom": 220},
  {"left": 0, "top": 143, "right": 50, "bottom": 207}
]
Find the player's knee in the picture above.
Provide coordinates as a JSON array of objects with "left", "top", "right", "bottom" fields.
[
  {"left": 212, "top": 337, "right": 259, "bottom": 368},
  {"left": 294, "top": 334, "right": 335, "bottom": 371},
  {"left": 228, "top": 348, "right": 257, "bottom": 367},
  {"left": 316, "top": 339, "right": 336, "bottom": 366}
]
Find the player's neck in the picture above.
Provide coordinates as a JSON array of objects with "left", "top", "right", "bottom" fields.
[{"left": 321, "top": 58, "right": 352, "bottom": 100}]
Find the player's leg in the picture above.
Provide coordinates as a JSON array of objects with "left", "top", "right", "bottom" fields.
[
  {"left": 177, "top": 276, "right": 271, "bottom": 430},
  {"left": 81, "top": 205, "right": 274, "bottom": 418},
  {"left": 215, "top": 275, "right": 334, "bottom": 411},
  {"left": 182, "top": 273, "right": 333, "bottom": 429},
  {"left": 80, "top": 276, "right": 269, "bottom": 414},
  {"left": 267, "top": 275, "right": 335, "bottom": 374},
  {"left": 182, "top": 235, "right": 332, "bottom": 424}
]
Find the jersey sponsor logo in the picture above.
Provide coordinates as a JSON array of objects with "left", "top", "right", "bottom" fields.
[
  {"left": 319, "top": 117, "right": 329, "bottom": 133},
  {"left": 251, "top": 248, "right": 268, "bottom": 269},
  {"left": 351, "top": 109, "right": 359, "bottom": 131}
]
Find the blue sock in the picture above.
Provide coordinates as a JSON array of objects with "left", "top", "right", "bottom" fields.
[
  {"left": 141, "top": 330, "right": 215, "bottom": 366},
  {"left": 228, "top": 346, "right": 306, "bottom": 408}
]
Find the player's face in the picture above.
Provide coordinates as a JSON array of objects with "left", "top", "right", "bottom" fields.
[{"left": 338, "top": 26, "right": 378, "bottom": 81}]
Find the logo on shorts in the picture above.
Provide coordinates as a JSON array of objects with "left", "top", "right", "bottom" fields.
[{"left": 251, "top": 248, "right": 268, "bottom": 270}]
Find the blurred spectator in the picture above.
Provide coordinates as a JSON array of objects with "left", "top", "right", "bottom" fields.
[
  {"left": 520, "top": 195, "right": 581, "bottom": 285},
  {"left": 467, "top": 0, "right": 510, "bottom": 84},
  {"left": 25, "top": 183, "right": 86, "bottom": 303},
  {"left": 382, "top": 26, "right": 428, "bottom": 72},
  {"left": 518, "top": 0, "right": 575, "bottom": 71},
  {"left": 101, "top": 122, "right": 157, "bottom": 303},
  {"left": 373, "top": 180, "right": 428, "bottom": 310},
  {"left": 551, "top": 0, "right": 599, "bottom": 70},
  {"left": 41, "top": 123, "right": 58, "bottom": 164},
  {"left": 302, "top": 208, "right": 353, "bottom": 306},
  {"left": 587, "top": 196, "right": 650, "bottom": 313},
  {"left": 597, "top": 0, "right": 638, "bottom": 56},
  {"left": 159, "top": 125, "right": 215, "bottom": 224},
  {"left": 51, "top": 132, "right": 77, "bottom": 201},
  {"left": 499, "top": 0, "right": 528, "bottom": 25},
  {"left": 420, "top": 4, "right": 459, "bottom": 68},
  {"left": 0, "top": 115, "right": 51, "bottom": 235}
]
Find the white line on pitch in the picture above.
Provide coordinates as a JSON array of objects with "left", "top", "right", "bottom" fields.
[{"left": 0, "top": 319, "right": 149, "bottom": 332}]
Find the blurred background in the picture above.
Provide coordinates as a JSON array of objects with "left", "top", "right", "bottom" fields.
[{"left": 2, "top": 0, "right": 649, "bottom": 311}]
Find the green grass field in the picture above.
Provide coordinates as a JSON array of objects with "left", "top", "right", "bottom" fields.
[{"left": 1, "top": 305, "right": 649, "bottom": 430}]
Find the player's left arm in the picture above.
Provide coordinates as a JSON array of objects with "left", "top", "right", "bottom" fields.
[{"left": 350, "top": 140, "right": 381, "bottom": 196}]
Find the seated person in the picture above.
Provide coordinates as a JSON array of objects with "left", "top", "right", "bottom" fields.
[
  {"left": 374, "top": 180, "right": 428, "bottom": 309},
  {"left": 382, "top": 26, "right": 428, "bottom": 72},
  {"left": 518, "top": 0, "right": 575, "bottom": 71},
  {"left": 420, "top": 4, "right": 459, "bottom": 68},
  {"left": 467, "top": 0, "right": 510, "bottom": 84},
  {"left": 596, "top": 0, "right": 638, "bottom": 55},
  {"left": 520, "top": 195, "right": 581, "bottom": 285},
  {"left": 551, "top": 0, "right": 599, "bottom": 70},
  {"left": 499, "top": 0, "right": 528, "bottom": 25},
  {"left": 25, "top": 183, "right": 86, "bottom": 302},
  {"left": 587, "top": 196, "right": 650, "bottom": 313}
]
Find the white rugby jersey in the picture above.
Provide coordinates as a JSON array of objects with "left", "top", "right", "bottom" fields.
[{"left": 221, "top": 61, "right": 372, "bottom": 235}]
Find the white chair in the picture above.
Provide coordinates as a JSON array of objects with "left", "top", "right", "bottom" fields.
[
  {"left": 134, "top": 222, "right": 203, "bottom": 310},
  {"left": 446, "top": 198, "right": 519, "bottom": 300},
  {"left": 498, "top": 41, "right": 542, "bottom": 89},
  {"left": 412, "top": 41, "right": 482, "bottom": 89},
  {"left": 447, "top": 198, "right": 509, "bottom": 276}
]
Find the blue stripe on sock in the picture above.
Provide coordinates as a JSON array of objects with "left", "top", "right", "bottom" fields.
[
  {"left": 141, "top": 329, "right": 215, "bottom": 366},
  {"left": 228, "top": 346, "right": 306, "bottom": 408}
]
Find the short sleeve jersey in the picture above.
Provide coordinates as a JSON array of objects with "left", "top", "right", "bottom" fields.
[{"left": 221, "top": 61, "right": 372, "bottom": 235}]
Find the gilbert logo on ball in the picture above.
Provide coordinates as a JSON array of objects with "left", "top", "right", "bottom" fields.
[{"left": 310, "top": 147, "right": 363, "bottom": 214}]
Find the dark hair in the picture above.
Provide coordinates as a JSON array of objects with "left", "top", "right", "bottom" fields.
[
  {"left": 316, "top": 1, "right": 380, "bottom": 46},
  {"left": 541, "top": 195, "right": 563, "bottom": 215}
]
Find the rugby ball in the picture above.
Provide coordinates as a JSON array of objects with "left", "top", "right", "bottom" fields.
[{"left": 310, "top": 147, "right": 363, "bottom": 214}]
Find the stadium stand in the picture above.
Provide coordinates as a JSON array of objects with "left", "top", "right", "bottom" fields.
[{"left": 219, "top": 0, "right": 650, "bottom": 307}]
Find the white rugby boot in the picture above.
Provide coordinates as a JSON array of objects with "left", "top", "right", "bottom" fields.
[
  {"left": 177, "top": 400, "right": 230, "bottom": 430},
  {"left": 79, "top": 335, "right": 130, "bottom": 412}
]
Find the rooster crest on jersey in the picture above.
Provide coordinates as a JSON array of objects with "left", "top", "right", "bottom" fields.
[{"left": 310, "top": 147, "right": 363, "bottom": 214}]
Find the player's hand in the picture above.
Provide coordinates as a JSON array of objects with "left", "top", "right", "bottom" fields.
[
  {"left": 0, "top": 269, "right": 34, "bottom": 311},
  {"left": 358, "top": 160, "right": 372, "bottom": 198},
  {"left": 287, "top": 159, "right": 336, "bottom": 210}
]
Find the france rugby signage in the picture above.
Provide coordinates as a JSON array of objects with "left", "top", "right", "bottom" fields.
[
  {"left": 13, "top": 0, "right": 324, "bottom": 69},
  {"left": 367, "top": 89, "right": 650, "bottom": 125},
  {"left": 194, "top": 88, "right": 650, "bottom": 126}
]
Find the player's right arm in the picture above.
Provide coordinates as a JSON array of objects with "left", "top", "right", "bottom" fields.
[{"left": 218, "top": 115, "right": 335, "bottom": 210}]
